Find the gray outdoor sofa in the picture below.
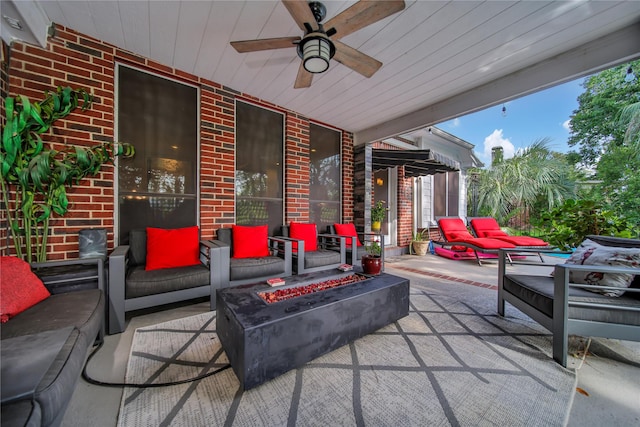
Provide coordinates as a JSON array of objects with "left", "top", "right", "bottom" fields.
[
  {"left": 1, "top": 258, "right": 104, "bottom": 427},
  {"left": 209, "top": 227, "right": 293, "bottom": 288},
  {"left": 498, "top": 235, "right": 640, "bottom": 367},
  {"left": 108, "top": 229, "right": 216, "bottom": 334}
]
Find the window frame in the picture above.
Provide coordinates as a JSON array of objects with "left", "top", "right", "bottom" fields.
[
  {"left": 309, "top": 121, "right": 343, "bottom": 230},
  {"left": 234, "top": 99, "right": 285, "bottom": 234},
  {"left": 114, "top": 63, "right": 201, "bottom": 245}
]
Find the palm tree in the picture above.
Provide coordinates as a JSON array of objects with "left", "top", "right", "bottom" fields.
[
  {"left": 618, "top": 101, "right": 640, "bottom": 146},
  {"left": 472, "top": 139, "right": 576, "bottom": 225}
]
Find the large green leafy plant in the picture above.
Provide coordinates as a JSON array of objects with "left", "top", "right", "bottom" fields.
[
  {"left": 1, "top": 86, "right": 134, "bottom": 262},
  {"left": 534, "top": 199, "right": 637, "bottom": 250}
]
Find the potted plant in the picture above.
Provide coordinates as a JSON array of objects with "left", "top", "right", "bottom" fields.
[
  {"left": 410, "top": 229, "right": 430, "bottom": 256},
  {"left": 361, "top": 240, "right": 383, "bottom": 275},
  {"left": 371, "top": 200, "right": 387, "bottom": 232},
  {"left": 1, "top": 86, "right": 135, "bottom": 262}
]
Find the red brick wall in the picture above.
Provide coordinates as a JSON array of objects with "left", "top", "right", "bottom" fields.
[
  {"left": 3, "top": 25, "right": 354, "bottom": 260},
  {"left": 1, "top": 40, "right": 9, "bottom": 256},
  {"left": 285, "top": 113, "right": 310, "bottom": 222},
  {"left": 341, "top": 132, "right": 355, "bottom": 223}
]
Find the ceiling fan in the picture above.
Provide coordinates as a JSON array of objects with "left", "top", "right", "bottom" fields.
[{"left": 230, "top": 0, "right": 405, "bottom": 88}]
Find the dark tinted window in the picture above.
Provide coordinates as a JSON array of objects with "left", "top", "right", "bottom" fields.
[
  {"left": 117, "top": 66, "right": 198, "bottom": 243},
  {"left": 235, "top": 101, "right": 284, "bottom": 235},
  {"left": 310, "top": 124, "right": 341, "bottom": 231}
]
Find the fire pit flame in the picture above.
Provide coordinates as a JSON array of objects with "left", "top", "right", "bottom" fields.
[{"left": 258, "top": 274, "right": 368, "bottom": 304}]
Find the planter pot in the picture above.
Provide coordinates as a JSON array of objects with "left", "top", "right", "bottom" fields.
[
  {"left": 371, "top": 221, "right": 381, "bottom": 232},
  {"left": 412, "top": 240, "right": 430, "bottom": 256},
  {"left": 361, "top": 255, "right": 382, "bottom": 275}
]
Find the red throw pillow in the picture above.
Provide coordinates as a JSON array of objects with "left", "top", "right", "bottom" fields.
[
  {"left": 146, "top": 226, "right": 201, "bottom": 271},
  {"left": 334, "top": 223, "right": 363, "bottom": 247},
  {"left": 232, "top": 225, "right": 270, "bottom": 258},
  {"left": 289, "top": 222, "right": 318, "bottom": 252},
  {"left": 0, "top": 256, "right": 51, "bottom": 323}
]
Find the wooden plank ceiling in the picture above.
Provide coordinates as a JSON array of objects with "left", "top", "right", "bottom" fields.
[{"left": 10, "top": 1, "right": 640, "bottom": 145}]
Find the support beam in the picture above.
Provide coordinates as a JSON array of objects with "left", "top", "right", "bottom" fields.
[{"left": 354, "top": 22, "right": 640, "bottom": 146}]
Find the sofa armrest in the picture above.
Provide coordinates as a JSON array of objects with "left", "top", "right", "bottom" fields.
[
  {"left": 31, "top": 258, "right": 105, "bottom": 293},
  {"left": 1, "top": 327, "right": 75, "bottom": 404},
  {"left": 552, "top": 262, "right": 640, "bottom": 366},
  {"left": 269, "top": 237, "right": 293, "bottom": 277},
  {"left": 107, "top": 245, "right": 129, "bottom": 334},
  {"left": 318, "top": 233, "right": 347, "bottom": 264},
  {"left": 209, "top": 240, "right": 231, "bottom": 296}
]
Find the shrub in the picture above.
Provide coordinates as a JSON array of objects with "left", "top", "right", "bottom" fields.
[{"left": 534, "top": 199, "right": 638, "bottom": 250}]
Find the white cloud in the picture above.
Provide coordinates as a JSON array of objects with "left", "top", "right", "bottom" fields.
[
  {"left": 482, "top": 129, "right": 515, "bottom": 163},
  {"left": 451, "top": 118, "right": 461, "bottom": 128},
  {"left": 562, "top": 119, "right": 571, "bottom": 132}
]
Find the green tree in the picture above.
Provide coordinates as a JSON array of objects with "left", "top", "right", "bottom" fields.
[
  {"left": 472, "top": 139, "right": 576, "bottom": 225},
  {"left": 567, "top": 61, "right": 640, "bottom": 228},
  {"left": 568, "top": 60, "right": 640, "bottom": 166}
]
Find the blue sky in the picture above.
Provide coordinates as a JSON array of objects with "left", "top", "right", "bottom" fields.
[{"left": 438, "top": 79, "right": 586, "bottom": 166}]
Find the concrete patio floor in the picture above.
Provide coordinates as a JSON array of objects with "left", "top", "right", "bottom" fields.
[
  {"left": 64, "top": 251, "right": 640, "bottom": 426},
  {"left": 384, "top": 252, "right": 640, "bottom": 427}
]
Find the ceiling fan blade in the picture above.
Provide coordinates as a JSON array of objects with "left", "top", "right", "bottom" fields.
[
  {"left": 231, "top": 37, "right": 300, "bottom": 53},
  {"left": 294, "top": 62, "right": 313, "bottom": 88},
  {"left": 333, "top": 40, "right": 382, "bottom": 78},
  {"left": 282, "top": 0, "right": 318, "bottom": 32},
  {"left": 325, "top": 0, "right": 405, "bottom": 40}
]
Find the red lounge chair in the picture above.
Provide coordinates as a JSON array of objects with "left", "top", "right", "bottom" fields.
[
  {"left": 468, "top": 217, "right": 550, "bottom": 262},
  {"left": 468, "top": 217, "right": 550, "bottom": 247},
  {"left": 435, "top": 217, "right": 516, "bottom": 265}
]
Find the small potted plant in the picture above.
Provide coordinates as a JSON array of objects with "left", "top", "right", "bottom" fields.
[
  {"left": 361, "top": 240, "right": 383, "bottom": 275},
  {"left": 410, "top": 229, "right": 430, "bottom": 256},
  {"left": 371, "top": 200, "right": 387, "bottom": 232}
]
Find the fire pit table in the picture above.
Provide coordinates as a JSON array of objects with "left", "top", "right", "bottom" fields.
[{"left": 216, "top": 269, "right": 410, "bottom": 390}]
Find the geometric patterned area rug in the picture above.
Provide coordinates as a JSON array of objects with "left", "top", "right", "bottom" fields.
[{"left": 117, "top": 287, "right": 576, "bottom": 427}]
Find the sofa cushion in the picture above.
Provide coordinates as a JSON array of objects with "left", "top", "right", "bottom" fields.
[
  {"left": 0, "top": 257, "right": 51, "bottom": 323},
  {"left": 229, "top": 256, "right": 286, "bottom": 281},
  {"left": 334, "top": 223, "right": 362, "bottom": 247},
  {"left": 0, "top": 289, "right": 104, "bottom": 427},
  {"left": 232, "top": 225, "right": 270, "bottom": 258},
  {"left": 128, "top": 229, "right": 147, "bottom": 267},
  {"left": 565, "top": 239, "right": 640, "bottom": 296},
  {"left": 290, "top": 222, "right": 318, "bottom": 251},
  {"left": 126, "top": 264, "right": 210, "bottom": 299},
  {"left": 1, "top": 327, "right": 74, "bottom": 404},
  {"left": 0, "top": 289, "right": 103, "bottom": 340},
  {"left": 304, "top": 249, "right": 341, "bottom": 269},
  {"left": 503, "top": 274, "right": 640, "bottom": 325},
  {"left": 146, "top": 226, "right": 201, "bottom": 271}
]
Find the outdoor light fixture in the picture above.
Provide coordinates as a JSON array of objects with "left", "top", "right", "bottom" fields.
[
  {"left": 298, "top": 34, "right": 335, "bottom": 74},
  {"left": 625, "top": 66, "right": 636, "bottom": 83}
]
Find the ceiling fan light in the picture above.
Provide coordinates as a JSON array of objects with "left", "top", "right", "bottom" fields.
[{"left": 302, "top": 37, "right": 332, "bottom": 73}]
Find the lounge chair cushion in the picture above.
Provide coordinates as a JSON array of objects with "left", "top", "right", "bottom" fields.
[
  {"left": 470, "top": 218, "right": 549, "bottom": 246},
  {"left": 564, "top": 238, "right": 640, "bottom": 296},
  {"left": 232, "top": 225, "right": 270, "bottom": 259},
  {"left": 145, "top": 226, "right": 201, "bottom": 271},
  {"left": 439, "top": 218, "right": 516, "bottom": 250}
]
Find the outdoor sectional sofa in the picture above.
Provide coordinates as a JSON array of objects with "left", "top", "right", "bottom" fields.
[
  {"left": 498, "top": 235, "right": 640, "bottom": 367},
  {"left": 1, "top": 258, "right": 104, "bottom": 427}
]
